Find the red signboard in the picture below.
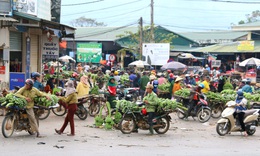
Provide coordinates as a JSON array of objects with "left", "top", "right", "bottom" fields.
[{"left": 0, "top": 66, "right": 5, "bottom": 74}]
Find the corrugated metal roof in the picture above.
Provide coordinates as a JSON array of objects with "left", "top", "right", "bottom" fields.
[
  {"left": 0, "top": 16, "right": 18, "bottom": 22},
  {"left": 232, "top": 21, "right": 260, "bottom": 27},
  {"left": 189, "top": 40, "right": 260, "bottom": 53},
  {"left": 178, "top": 31, "right": 248, "bottom": 41},
  {"left": 74, "top": 27, "right": 138, "bottom": 41}
]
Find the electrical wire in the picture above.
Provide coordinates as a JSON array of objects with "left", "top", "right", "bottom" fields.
[
  {"left": 61, "top": 0, "right": 104, "bottom": 6},
  {"left": 211, "top": 0, "right": 260, "bottom": 4},
  {"left": 62, "top": 0, "right": 144, "bottom": 16},
  {"left": 76, "top": 21, "right": 138, "bottom": 38}
]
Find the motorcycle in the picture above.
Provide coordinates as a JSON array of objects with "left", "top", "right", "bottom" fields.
[
  {"left": 2, "top": 106, "right": 40, "bottom": 138},
  {"left": 177, "top": 94, "right": 212, "bottom": 123},
  {"left": 216, "top": 101, "right": 259, "bottom": 136},
  {"left": 119, "top": 103, "right": 171, "bottom": 134},
  {"left": 52, "top": 98, "right": 89, "bottom": 120}
]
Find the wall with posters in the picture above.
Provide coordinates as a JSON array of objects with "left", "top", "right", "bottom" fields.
[
  {"left": 42, "top": 35, "right": 59, "bottom": 61},
  {"left": 14, "top": 0, "right": 38, "bottom": 16},
  {"left": 76, "top": 43, "right": 102, "bottom": 63},
  {"left": 142, "top": 43, "right": 170, "bottom": 66}
]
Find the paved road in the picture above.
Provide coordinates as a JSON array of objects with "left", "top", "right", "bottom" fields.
[{"left": 0, "top": 112, "right": 259, "bottom": 156}]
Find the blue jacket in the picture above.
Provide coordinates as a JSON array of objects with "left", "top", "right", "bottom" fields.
[
  {"left": 242, "top": 84, "right": 252, "bottom": 93},
  {"left": 33, "top": 80, "right": 44, "bottom": 90}
]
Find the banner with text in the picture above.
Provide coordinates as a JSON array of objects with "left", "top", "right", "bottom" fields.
[
  {"left": 76, "top": 43, "right": 102, "bottom": 63},
  {"left": 9, "top": 72, "right": 25, "bottom": 90},
  {"left": 142, "top": 43, "right": 170, "bottom": 66},
  {"left": 42, "top": 35, "right": 59, "bottom": 60}
]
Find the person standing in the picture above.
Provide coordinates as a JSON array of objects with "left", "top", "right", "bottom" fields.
[
  {"left": 201, "top": 76, "right": 210, "bottom": 94},
  {"left": 107, "top": 77, "right": 117, "bottom": 108},
  {"left": 158, "top": 74, "right": 167, "bottom": 85},
  {"left": 55, "top": 80, "right": 78, "bottom": 136},
  {"left": 172, "top": 77, "right": 183, "bottom": 95},
  {"left": 15, "top": 79, "right": 50, "bottom": 137},
  {"left": 143, "top": 84, "right": 158, "bottom": 135},
  {"left": 139, "top": 72, "right": 150, "bottom": 100},
  {"left": 76, "top": 75, "right": 90, "bottom": 97},
  {"left": 129, "top": 71, "right": 137, "bottom": 87}
]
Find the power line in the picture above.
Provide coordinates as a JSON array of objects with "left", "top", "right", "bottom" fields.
[
  {"left": 94, "top": 5, "right": 149, "bottom": 20},
  {"left": 62, "top": 0, "right": 144, "bottom": 16},
  {"left": 211, "top": 0, "right": 260, "bottom": 4},
  {"left": 61, "top": 0, "right": 104, "bottom": 6},
  {"left": 76, "top": 21, "right": 138, "bottom": 38}
]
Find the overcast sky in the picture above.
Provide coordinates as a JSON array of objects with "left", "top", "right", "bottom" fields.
[{"left": 60, "top": 0, "right": 260, "bottom": 32}]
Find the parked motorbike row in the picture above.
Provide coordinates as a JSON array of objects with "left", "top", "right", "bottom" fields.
[{"left": 2, "top": 83, "right": 260, "bottom": 138}]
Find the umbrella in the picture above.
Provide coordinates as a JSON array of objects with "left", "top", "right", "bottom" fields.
[
  {"left": 128, "top": 60, "right": 150, "bottom": 68},
  {"left": 161, "top": 61, "right": 187, "bottom": 70},
  {"left": 178, "top": 53, "right": 195, "bottom": 59},
  {"left": 239, "top": 57, "right": 260, "bottom": 66},
  {"left": 59, "top": 55, "right": 76, "bottom": 63}
]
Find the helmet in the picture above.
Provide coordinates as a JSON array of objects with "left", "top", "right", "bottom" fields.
[
  {"left": 25, "top": 79, "right": 34, "bottom": 86},
  {"left": 31, "top": 72, "right": 40, "bottom": 79},
  {"left": 169, "top": 73, "right": 174, "bottom": 78},
  {"left": 114, "top": 71, "right": 118, "bottom": 75},
  {"left": 72, "top": 72, "right": 78, "bottom": 78},
  {"left": 167, "top": 70, "right": 171, "bottom": 73},
  {"left": 237, "top": 89, "right": 243, "bottom": 96},
  {"left": 198, "top": 83, "right": 205, "bottom": 89}
]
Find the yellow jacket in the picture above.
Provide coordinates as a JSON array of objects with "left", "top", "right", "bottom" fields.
[
  {"left": 60, "top": 92, "right": 78, "bottom": 105},
  {"left": 15, "top": 87, "right": 46, "bottom": 109},
  {"left": 76, "top": 82, "right": 90, "bottom": 97},
  {"left": 201, "top": 80, "right": 210, "bottom": 93}
]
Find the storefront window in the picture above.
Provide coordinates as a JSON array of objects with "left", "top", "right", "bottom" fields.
[{"left": 10, "top": 51, "right": 22, "bottom": 72}]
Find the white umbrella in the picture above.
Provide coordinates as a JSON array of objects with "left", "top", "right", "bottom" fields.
[
  {"left": 59, "top": 55, "right": 76, "bottom": 63},
  {"left": 178, "top": 53, "right": 195, "bottom": 59},
  {"left": 239, "top": 57, "right": 260, "bottom": 66},
  {"left": 161, "top": 61, "right": 187, "bottom": 70},
  {"left": 128, "top": 60, "right": 150, "bottom": 68}
]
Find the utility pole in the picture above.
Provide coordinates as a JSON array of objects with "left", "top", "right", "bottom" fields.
[
  {"left": 139, "top": 17, "right": 143, "bottom": 60},
  {"left": 150, "top": 0, "right": 154, "bottom": 43}
]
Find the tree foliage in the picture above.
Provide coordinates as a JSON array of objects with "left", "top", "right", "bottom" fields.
[
  {"left": 116, "top": 26, "right": 177, "bottom": 60},
  {"left": 70, "top": 16, "right": 106, "bottom": 27},
  {"left": 238, "top": 10, "right": 260, "bottom": 25}
]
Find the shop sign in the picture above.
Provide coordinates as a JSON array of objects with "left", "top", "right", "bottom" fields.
[
  {"left": 76, "top": 43, "right": 102, "bottom": 63},
  {"left": 142, "top": 43, "right": 170, "bottom": 65},
  {"left": 14, "top": 0, "right": 38, "bottom": 16},
  {"left": 237, "top": 41, "right": 254, "bottom": 51},
  {"left": 0, "top": 66, "right": 5, "bottom": 74},
  {"left": 211, "top": 60, "right": 221, "bottom": 68},
  {"left": 9, "top": 72, "right": 25, "bottom": 90},
  {"left": 42, "top": 35, "right": 59, "bottom": 56},
  {"left": 26, "top": 37, "right": 30, "bottom": 79}
]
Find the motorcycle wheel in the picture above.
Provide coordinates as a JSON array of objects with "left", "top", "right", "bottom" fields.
[
  {"left": 197, "top": 108, "right": 211, "bottom": 123},
  {"left": 211, "top": 105, "right": 223, "bottom": 119},
  {"left": 2, "top": 114, "right": 15, "bottom": 138},
  {"left": 37, "top": 109, "right": 51, "bottom": 120},
  {"left": 119, "top": 115, "right": 136, "bottom": 134},
  {"left": 89, "top": 99, "right": 101, "bottom": 117},
  {"left": 177, "top": 109, "right": 186, "bottom": 119},
  {"left": 52, "top": 104, "right": 67, "bottom": 116},
  {"left": 154, "top": 117, "right": 170, "bottom": 134},
  {"left": 216, "top": 122, "right": 230, "bottom": 136},
  {"left": 246, "top": 125, "right": 256, "bottom": 136},
  {"left": 76, "top": 106, "right": 88, "bottom": 120}
]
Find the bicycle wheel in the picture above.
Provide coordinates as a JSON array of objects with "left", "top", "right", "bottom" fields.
[{"left": 36, "top": 108, "right": 50, "bottom": 120}]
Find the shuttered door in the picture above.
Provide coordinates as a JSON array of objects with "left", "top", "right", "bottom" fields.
[
  {"left": 9, "top": 31, "right": 22, "bottom": 51},
  {"left": 30, "top": 34, "right": 38, "bottom": 72}
]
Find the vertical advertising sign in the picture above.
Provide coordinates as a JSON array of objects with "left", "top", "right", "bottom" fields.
[
  {"left": 76, "top": 43, "right": 102, "bottom": 63},
  {"left": 51, "top": 0, "right": 61, "bottom": 23},
  {"left": 42, "top": 35, "right": 59, "bottom": 60},
  {"left": 26, "top": 37, "right": 30, "bottom": 79},
  {"left": 142, "top": 43, "right": 170, "bottom": 66}
]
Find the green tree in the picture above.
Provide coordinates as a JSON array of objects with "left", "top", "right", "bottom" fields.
[
  {"left": 70, "top": 16, "right": 106, "bottom": 27},
  {"left": 238, "top": 10, "right": 260, "bottom": 24},
  {"left": 116, "top": 26, "right": 177, "bottom": 65}
]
